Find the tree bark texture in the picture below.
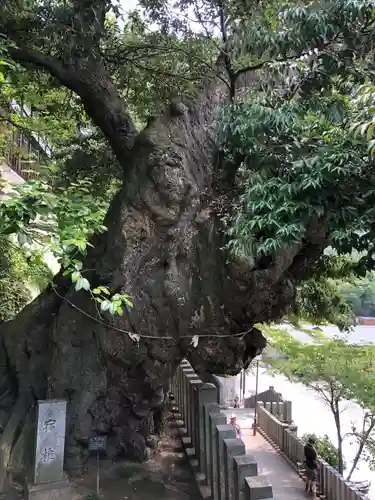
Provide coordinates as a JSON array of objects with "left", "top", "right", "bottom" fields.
[
  {"left": 0, "top": 63, "right": 327, "bottom": 488},
  {"left": 332, "top": 401, "right": 344, "bottom": 475}
]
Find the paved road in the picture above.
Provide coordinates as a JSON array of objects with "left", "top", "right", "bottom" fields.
[
  {"left": 242, "top": 429, "right": 306, "bottom": 500},
  {"left": 222, "top": 409, "right": 306, "bottom": 500}
]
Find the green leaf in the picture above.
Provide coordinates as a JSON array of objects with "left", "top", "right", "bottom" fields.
[
  {"left": 100, "top": 300, "right": 111, "bottom": 312},
  {"left": 121, "top": 295, "right": 134, "bottom": 308},
  {"left": 71, "top": 271, "right": 81, "bottom": 282},
  {"left": 75, "top": 277, "right": 90, "bottom": 291}
]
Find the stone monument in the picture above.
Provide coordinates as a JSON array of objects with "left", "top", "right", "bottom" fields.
[{"left": 25, "top": 399, "right": 71, "bottom": 500}]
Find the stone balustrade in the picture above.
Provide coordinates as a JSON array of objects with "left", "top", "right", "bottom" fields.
[
  {"left": 257, "top": 402, "right": 371, "bottom": 500},
  {"left": 171, "top": 360, "right": 275, "bottom": 500},
  {"left": 245, "top": 385, "right": 283, "bottom": 408},
  {"left": 246, "top": 386, "right": 293, "bottom": 424}
]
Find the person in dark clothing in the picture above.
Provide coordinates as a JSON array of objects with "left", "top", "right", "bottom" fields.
[{"left": 304, "top": 437, "right": 318, "bottom": 497}]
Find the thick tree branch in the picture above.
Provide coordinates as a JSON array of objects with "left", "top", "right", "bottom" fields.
[
  {"left": 8, "top": 47, "right": 138, "bottom": 173},
  {"left": 9, "top": 47, "right": 73, "bottom": 88}
]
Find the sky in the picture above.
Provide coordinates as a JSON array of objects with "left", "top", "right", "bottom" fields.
[{"left": 122, "top": 0, "right": 138, "bottom": 10}]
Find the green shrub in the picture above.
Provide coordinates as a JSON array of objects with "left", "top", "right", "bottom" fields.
[
  {"left": 302, "top": 433, "right": 345, "bottom": 471},
  {"left": 0, "top": 237, "right": 52, "bottom": 321}
]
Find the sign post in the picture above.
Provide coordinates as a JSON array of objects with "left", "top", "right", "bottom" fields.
[{"left": 88, "top": 436, "right": 107, "bottom": 496}]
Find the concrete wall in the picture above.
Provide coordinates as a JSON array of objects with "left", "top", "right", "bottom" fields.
[
  {"left": 257, "top": 402, "right": 370, "bottom": 500},
  {"left": 172, "top": 360, "right": 274, "bottom": 500}
]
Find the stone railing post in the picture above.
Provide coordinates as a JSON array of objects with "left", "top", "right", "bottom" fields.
[
  {"left": 203, "top": 403, "right": 221, "bottom": 484},
  {"left": 216, "top": 424, "right": 236, "bottom": 500},
  {"left": 234, "top": 455, "right": 258, "bottom": 500},
  {"left": 276, "top": 401, "right": 282, "bottom": 420},
  {"left": 284, "top": 400, "right": 292, "bottom": 423},
  {"left": 271, "top": 401, "right": 278, "bottom": 416},
  {"left": 178, "top": 360, "right": 190, "bottom": 409},
  {"left": 197, "top": 383, "right": 217, "bottom": 472},
  {"left": 333, "top": 469, "right": 341, "bottom": 500},
  {"left": 343, "top": 481, "right": 353, "bottom": 500},
  {"left": 318, "top": 459, "right": 325, "bottom": 496},
  {"left": 209, "top": 411, "right": 227, "bottom": 496},
  {"left": 244, "top": 476, "right": 273, "bottom": 500},
  {"left": 182, "top": 365, "right": 195, "bottom": 429},
  {"left": 324, "top": 464, "right": 337, "bottom": 500},
  {"left": 324, "top": 463, "right": 331, "bottom": 497},
  {"left": 223, "top": 438, "right": 245, "bottom": 500},
  {"left": 184, "top": 371, "right": 199, "bottom": 436},
  {"left": 189, "top": 377, "right": 202, "bottom": 454}
]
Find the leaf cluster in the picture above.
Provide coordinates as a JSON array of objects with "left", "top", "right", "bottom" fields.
[
  {"left": 301, "top": 432, "right": 344, "bottom": 471},
  {"left": 263, "top": 326, "right": 375, "bottom": 411},
  {"left": 216, "top": 0, "right": 375, "bottom": 282},
  {"left": 0, "top": 236, "right": 51, "bottom": 321}
]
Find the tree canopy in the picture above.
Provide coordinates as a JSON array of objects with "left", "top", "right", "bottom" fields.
[
  {"left": 263, "top": 325, "right": 375, "bottom": 478},
  {"left": 3, "top": 1, "right": 375, "bottom": 328}
]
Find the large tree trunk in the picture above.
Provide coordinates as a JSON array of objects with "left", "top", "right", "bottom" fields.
[{"left": 0, "top": 68, "right": 326, "bottom": 488}]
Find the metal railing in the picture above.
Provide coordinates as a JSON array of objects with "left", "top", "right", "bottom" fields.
[{"left": 2, "top": 101, "right": 53, "bottom": 181}]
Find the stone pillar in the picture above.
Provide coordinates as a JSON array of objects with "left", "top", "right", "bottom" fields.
[
  {"left": 174, "top": 366, "right": 179, "bottom": 404},
  {"left": 223, "top": 438, "right": 245, "bottom": 500},
  {"left": 216, "top": 424, "right": 236, "bottom": 500},
  {"left": 271, "top": 401, "right": 278, "bottom": 416},
  {"left": 318, "top": 462, "right": 325, "bottom": 496},
  {"left": 339, "top": 474, "right": 347, "bottom": 500},
  {"left": 343, "top": 481, "right": 351, "bottom": 500},
  {"left": 189, "top": 378, "right": 202, "bottom": 453},
  {"left": 182, "top": 367, "right": 194, "bottom": 420},
  {"left": 177, "top": 365, "right": 183, "bottom": 408},
  {"left": 244, "top": 476, "right": 273, "bottom": 500},
  {"left": 284, "top": 429, "right": 290, "bottom": 459},
  {"left": 197, "top": 384, "right": 217, "bottom": 472},
  {"left": 209, "top": 412, "right": 227, "bottom": 496},
  {"left": 234, "top": 455, "right": 258, "bottom": 500},
  {"left": 179, "top": 360, "right": 190, "bottom": 408},
  {"left": 276, "top": 401, "right": 283, "bottom": 421},
  {"left": 25, "top": 399, "right": 71, "bottom": 500},
  {"left": 204, "top": 404, "right": 221, "bottom": 485},
  {"left": 284, "top": 400, "right": 292, "bottom": 423},
  {"left": 325, "top": 465, "right": 337, "bottom": 500},
  {"left": 348, "top": 485, "right": 359, "bottom": 500},
  {"left": 322, "top": 464, "right": 329, "bottom": 498},
  {"left": 184, "top": 371, "right": 198, "bottom": 435},
  {"left": 333, "top": 470, "right": 341, "bottom": 500},
  {"left": 326, "top": 465, "right": 333, "bottom": 498}
]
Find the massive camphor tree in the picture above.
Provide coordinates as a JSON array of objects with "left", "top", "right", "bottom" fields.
[{"left": 1, "top": 0, "right": 375, "bottom": 486}]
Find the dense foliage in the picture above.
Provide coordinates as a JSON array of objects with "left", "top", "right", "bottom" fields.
[
  {"left": 3, "top": 0, "right": 375, "bottom": 324},
  {"left": 0, "top": 3, "right": 220, "bottom": 321},
  {"left": 215, "top": 1, "right": 375, "bottom": 300},
  {"left": 0, "top": 237, "right": 51, "bottom": 321},
  {"left": 301, "top": 433, "right": 344, "bottom": 472},
  {"left": 338, "top": 273, "right": 375, "bottom": 317}
]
